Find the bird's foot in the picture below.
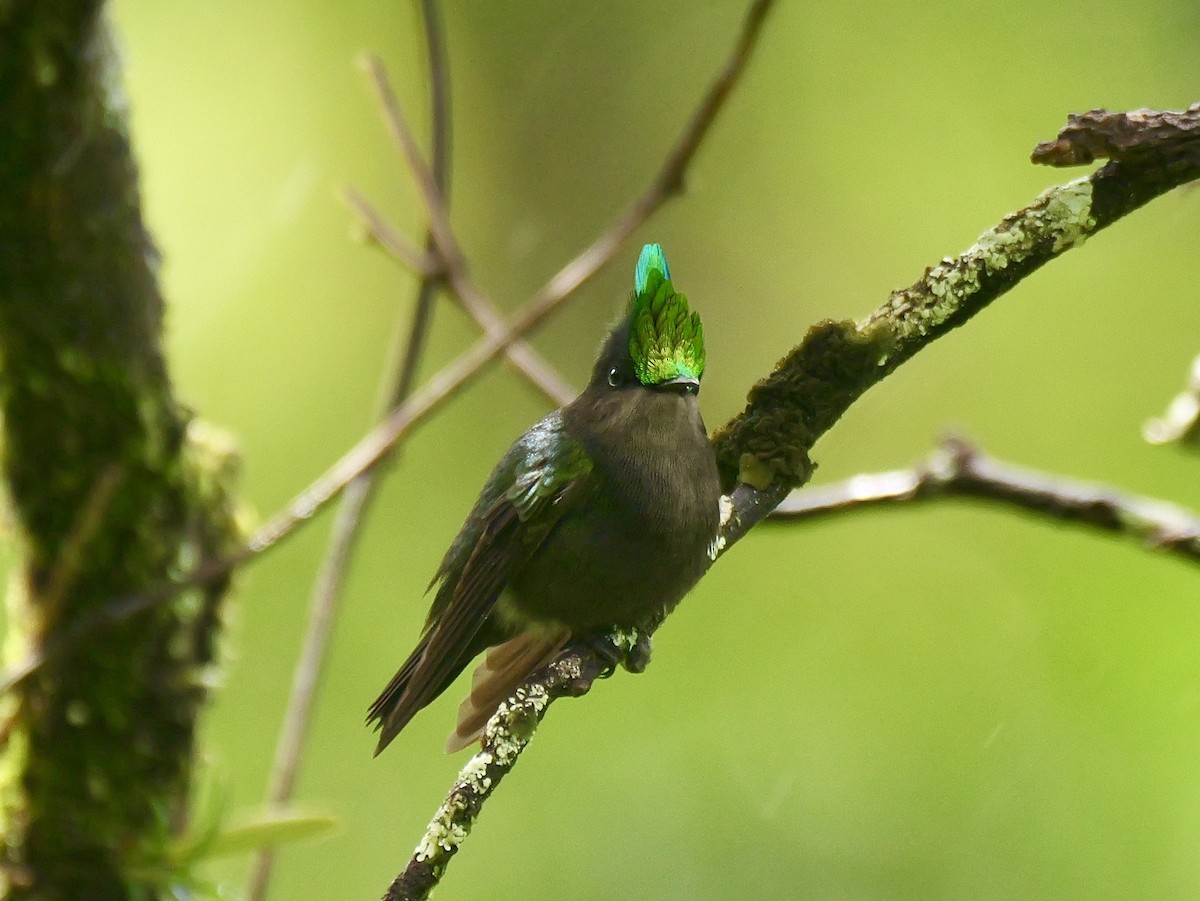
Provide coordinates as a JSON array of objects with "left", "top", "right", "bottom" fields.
[
  {"left": 588, "top": 627, "right": 653, "bottom": 678},
  {"left": 621, "top": 629, "right": 653, "bottom": 674}
]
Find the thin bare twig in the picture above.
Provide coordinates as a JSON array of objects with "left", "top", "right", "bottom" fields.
[
  {"left": 520, "top": 0, "right": 776, "bottom": 311},
  {"left": 341, "top": 185, "right": 575, "bottom": 406},
  {"left": 245, "top": 3, "right": 453, "bottom": 899},
  {"left": 247, "top": 0, "right": 776, "bottom": 560},
  {"left": 771, "top": 435, "right": 1200, "bottom": 562},
  {"left": 342, "top": 189, "right": 438, "bottom": 276},
  {"left": 357, "top": 54, "right": 576, "bottom": 407},
  {"left": 361, "top": 52, "right": 467, "bottom": 277},
  {"left": 388, "top": 98, "right": 1200, "bottom": 900}
]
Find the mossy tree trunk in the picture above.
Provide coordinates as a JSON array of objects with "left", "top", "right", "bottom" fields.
[{"left": 0, "top": 2, "right": 239, "bottom": 898}]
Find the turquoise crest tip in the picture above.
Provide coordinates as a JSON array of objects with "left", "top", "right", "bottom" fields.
[{"left": 634, "top": 243, "right": 671, "bottom": 296}]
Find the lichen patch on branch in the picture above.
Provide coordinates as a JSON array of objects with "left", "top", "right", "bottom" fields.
[
  {"left": 711, "top": 320, "right": 891, "bottom": 490},
  {"left": 868, "top": 177, "right": 1097, "bottom": 349},
  {"left": 413, "top": 758, "right": 483, "bottom": 862}
]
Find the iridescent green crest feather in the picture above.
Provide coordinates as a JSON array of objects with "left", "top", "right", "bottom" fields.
[{"left": 628, "top": 244, "right": 706, "bottom": 385}]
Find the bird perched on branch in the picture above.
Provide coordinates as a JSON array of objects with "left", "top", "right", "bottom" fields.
[{"left": 369, "top": 243, "right": 721, "bottom": 754}]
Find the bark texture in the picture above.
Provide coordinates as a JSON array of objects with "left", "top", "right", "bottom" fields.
[{"left": 0, "top": 3, "right": 239, "bottom": 898}]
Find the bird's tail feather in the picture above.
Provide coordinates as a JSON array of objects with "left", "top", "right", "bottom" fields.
[
  {"left": 369, "top": 623, "right": 494, "bottom": 756},
  {"left": 445, "top": 627, "right": 569, "bottom": 754},
  {"left": 367, "top": 634, "right": 432, "bottom": 756}
]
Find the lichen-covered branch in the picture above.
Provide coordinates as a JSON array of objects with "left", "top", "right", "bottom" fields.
[
  {"left": 389, "top": 102, "right": 1200, "bottom": 899},
  {"left": 0, "top": 4, "right": 240, "bottom": 898},
  {"left": 383, "top": 650, "right": 608, "bottom": 900},
  {"left": 709, "top": 103, "right": 1200, "bottom": 525},
  {"left": 770, "top": 436, "right": 1200, "bottom": 563},
  {"left": 1031, "top": 103, "right": 1200, "bottom": 168}
]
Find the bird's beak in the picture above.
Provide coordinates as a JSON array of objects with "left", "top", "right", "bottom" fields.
[{"left": 659, "top": 375, "right": 700, "bottom": 396}]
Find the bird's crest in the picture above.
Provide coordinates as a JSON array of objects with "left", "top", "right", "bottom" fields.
[{"left": 628, "top": 244, "right": 706, "bottom": 385}]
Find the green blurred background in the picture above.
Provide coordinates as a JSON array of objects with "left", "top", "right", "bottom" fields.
[{"left": 98, "top": 1, "right": 1200, "bottom": 898}]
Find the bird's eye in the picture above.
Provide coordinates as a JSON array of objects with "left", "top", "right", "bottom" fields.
[{"left": 607, "top": 368, "right": 622, "bottom": 388}]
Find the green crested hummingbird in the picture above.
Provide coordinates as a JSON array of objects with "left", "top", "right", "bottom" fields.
[{"left": 368, "top": 243, "right": 721, "bottom": 754}]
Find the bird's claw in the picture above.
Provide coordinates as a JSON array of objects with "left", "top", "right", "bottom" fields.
[
  {"left": 587, "top": 628, "right": 652, "bottom": 679},
  {"left": 622, "top": 630, "right": 652, "bottom": 674}
]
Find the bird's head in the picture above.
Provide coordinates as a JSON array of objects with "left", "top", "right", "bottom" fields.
[{"left": 590, "top": 244, "right": 706, "bottom": 397}]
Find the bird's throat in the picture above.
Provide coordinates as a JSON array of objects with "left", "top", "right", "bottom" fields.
[{"left": 565, "top": 388, "right": 716, "bottom": 535}]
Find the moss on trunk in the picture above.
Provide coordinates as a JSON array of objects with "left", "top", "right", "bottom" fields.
[{"left": 0, "top": 3, "right": 240, "bottom": 898}]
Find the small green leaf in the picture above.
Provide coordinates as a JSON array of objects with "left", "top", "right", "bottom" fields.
[{"left": 197, "top": 811, "right": 338, "bottom": 860}]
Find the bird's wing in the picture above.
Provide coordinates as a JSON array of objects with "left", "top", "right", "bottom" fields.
[
  {"left": 370, "top": 415, "right": 592, "bottom": 752},
  {"left": 413, "top": 429, "right": 592, "bottom": 703}
]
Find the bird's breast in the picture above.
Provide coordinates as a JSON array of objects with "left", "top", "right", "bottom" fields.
[{"left": 511, "top": 390, "right": 721, "bottom": 631}]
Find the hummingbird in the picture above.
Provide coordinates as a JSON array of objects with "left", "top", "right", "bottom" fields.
[{"left": 368, "top": 243, "right": 721, "bottom": 754}]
